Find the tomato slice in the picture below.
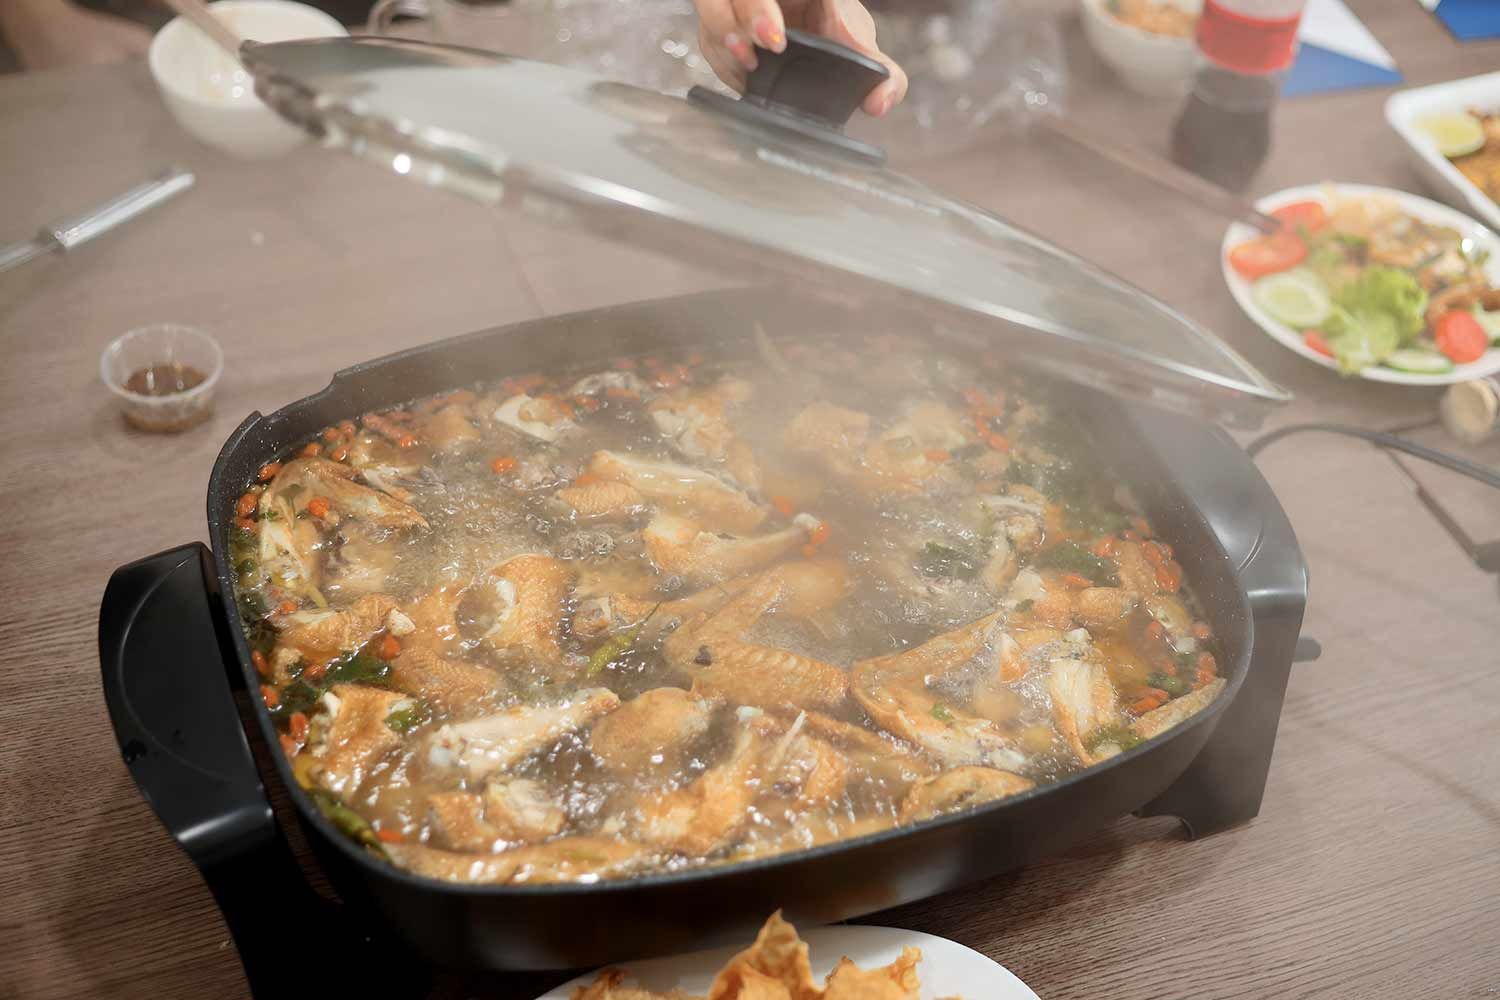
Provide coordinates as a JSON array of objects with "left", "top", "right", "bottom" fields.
[
  {"left": 1272, "top": 200, "right": 1329, "bottom": 234},
  {"left": 1228, "top": 230, "right": 1308, "bottom": 280},
  {"left": 1434, "top": 311, "right": 1488, "bottom": 365},
  {"left": 1303, "top": 329, "right": 1334, "bottom": 359}
]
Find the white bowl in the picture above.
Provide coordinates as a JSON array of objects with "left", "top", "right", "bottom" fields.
[
  {"left": 1385, "top": 71, "right": 1500, "bottom": 234},
  {"left": 1079, "top": 0, "right": 1201, "bottom": 99},
  {"left": 149, "top": 0, "right": 346, "bottom": 159}
]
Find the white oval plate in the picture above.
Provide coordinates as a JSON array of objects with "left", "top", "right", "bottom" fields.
[
  {"left": 537, "top": 924, "right": 1040, "bottom": 1000},
  {"left": 1221, "top": 182, "right": 1500, "bottom": 385}
]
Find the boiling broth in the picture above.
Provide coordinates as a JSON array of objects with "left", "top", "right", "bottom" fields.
[{"left": 231, "top": 333, "right": 1226, "bottom": 884}]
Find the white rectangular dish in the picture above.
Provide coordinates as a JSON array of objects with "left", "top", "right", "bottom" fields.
[{"left": 1385, "top": 70, "right": 1500, "bottom": 233}]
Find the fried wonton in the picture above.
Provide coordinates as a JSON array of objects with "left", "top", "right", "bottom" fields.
[{"left": 567, "top": 912, "right": 937, "bottom": 1000}]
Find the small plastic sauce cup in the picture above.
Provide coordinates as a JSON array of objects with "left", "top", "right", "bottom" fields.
[{"left": 100, "top": 324, "right": 223, "bottom": 432}]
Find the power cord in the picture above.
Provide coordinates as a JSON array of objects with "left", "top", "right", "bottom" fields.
[{"left": 1246, "top": 421, "right": 1500, "bottom": 572}]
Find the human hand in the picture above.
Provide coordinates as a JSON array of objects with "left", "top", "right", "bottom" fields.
[
  {"left": 2, "top": 0, "right": 151, "bottom": 72},
  {"left": 692, "top": 0, "right": 907, "bottom": 117}
]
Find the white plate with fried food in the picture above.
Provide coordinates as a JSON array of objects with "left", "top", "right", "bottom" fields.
[{"left": 539, "top": 911, "right": 1039, "bottom": 1000}]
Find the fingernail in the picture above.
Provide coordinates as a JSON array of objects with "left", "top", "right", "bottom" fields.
[
  {"left": 879, "top": 92, "right": 895, "bottom": 116},
  {"left": 754, "top": 16, "right": 785, "bottom": 51},
  {"left": 725, "top": 32, "right": 757, "bottom": 70}
]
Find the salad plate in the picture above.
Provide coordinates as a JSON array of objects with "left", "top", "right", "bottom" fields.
[
  {"left": 538, "top": 924, "right": 1040, "bottom": 999},
  {"left": 1221, "top": 183, "right": 1500, "bottom": 385}
]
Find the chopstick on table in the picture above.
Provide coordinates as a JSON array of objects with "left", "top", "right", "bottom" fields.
[{"left": 1036, "top": 114, "right": 1283, "bottom": 235}]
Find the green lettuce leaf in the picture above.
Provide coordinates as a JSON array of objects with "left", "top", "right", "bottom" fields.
[{"left": 1321, "top": 267, "right": 1429, "bottom": 373}]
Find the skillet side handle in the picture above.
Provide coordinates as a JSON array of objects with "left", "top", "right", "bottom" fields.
[{"left": 99, "top": 543, "right": 358, "bottom": 998}]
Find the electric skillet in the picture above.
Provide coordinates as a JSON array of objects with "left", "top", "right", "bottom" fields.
[{"left": 98, "top": 31, "right": 1308, "bottom": 995}]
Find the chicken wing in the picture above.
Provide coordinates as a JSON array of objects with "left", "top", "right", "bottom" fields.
[
  {"left": 642, "top": 512, "right": 820, "bottom": 585},
  {"left": 557, "top": 480, "right": 647, "bottom": 521},
  {"left": 588, "top": 687, "right": 717, "bottom": 778},
  {"left": 636, "top": 710, "right": 777, "bottom": 856},
  {"left": 1132, "top": 677, "right": 1227, "bottom": 741},
  {"left": 386, "top": 838, "right": 659, "bottom": 885},
  {"left": 424, "top": 779, "right": 567, "bottom": 851},
  {"left": 1048, "top": 657, "right": 1120, "bottom": 765},
  {"left": 478, "top": 554, "right": 572, "bottom": 668},
  {"left": 422, "top": 687, "right": 620, "bottom": 783},
  {"left": 587, "top": 450, "right": 767, "bottom": 534},
  {"left": 306, "top": 684, "right": 412, "bottom": 796},
  {"left": 897, "top": 765, "right": 1034, "bottom": 823},
  {"left": 271, "top": 593, "right": 399, "bottom": 680},
  {"left": 665, "top": 576, "right": 848, "bottom": 711},
  {"left": 648, "top": 377, "right": 761, "bottom": 489},
  {"left": 388, "top": 646, "right": 503, "bottom": 712}
]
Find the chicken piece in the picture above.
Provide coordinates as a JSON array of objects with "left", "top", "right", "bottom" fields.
[
  {"left": 306, "top": 684, "right": 412, "bottom": 796},
  {"left": 589, "top": 688, "right": 716, "bottom": 777},
  {"left": 422, "top": 687, "right": 620, "bottom": 783},
  {"left": 852, "top": 675, "right": 1025, "bottom": 772},
  {"left": 587, "top": 450, "right": 767, "bottom": 534},
  {"left": 271, "top": 594, "right": 398, "bottom": 680},
  {"left": 897, "top": 766, "right": 1034, "bottom": 823},
  {"left": 648, "top": 377, "right": 761, "bottom": 488},
  {"left": 568, "top": 371, "right": 650, "bottom": 399},
  {"left": 643, "top": 512, "right": 820, "bottom": 585},
  {"left": 822, "top": 948, "right": 921, "bottom": 1000},
  {"left": 726, "top": 810, "right": 899, "bottom": 864},
  {"left": 1048, "top": 657, "right": 1120, "bottom": 765},
  {"left": 862, "top": 401, "right": 971, "bottom": 486},
  {"left": 557, "top": 480, "right": 647, "bottom": 521},
  {"left": 1075, "top": 587, "right": 1137, "bottom": 628},
  {"left": 388, "top": 646, "right": 503, "bottom": 711},
  {"left": 1133, "top": 677, "right": 1227, "bottom": 741},
  {"left": 420, "top": 402, "right": 481, "bottom": 453},
  {"left": 261, "top": 458, "right": 428, "bottom": 530},
  {"left": 637, "top": 711, "right": 778, "bottom": 856},
  {"left": 584, "top": 558, "right": 847, "bottom": 643},
  {"left": 477, "top": 554, "right": 572, "bottom": 667},
  {"left": 343, "top": 431, "right": 425, "bottom": 503},
  {"left": 483, "top": 777, "right": 567, "bottom": 841},
  {"left": 761, "top": 713, "right": 849, "bottom": 808},
  {"left": 386, "top": 837, "right": 658, "bottom": 885},
  {"left": 665, "top": 577, "right": 849, "bottom": 711},
  {"left": 764, "top": 706, "right": 930, "bottom": 770},
  {"left": 783, "top": 401, "right": 870, "bottom": 455},
  {"left": 493, "top": 393, "right": 576, "bottom": 442},
  {"left": 426, "top": 791, "right": 503, "bottom": 853},
  {"left": 1112, "top": 541, "right": 1157, "bottom": 596},
  {"left": 978, "top": 495, "right": 1046, "bottom": 595},
  {"left": 323, "top": 522, "right": 399, "bottom": 597},
  {"left": 856, "top": 610, "right": 1008, "bottom": 681},
  {"left": 399, "top": 583, "right": 467, "bottom": 655}
]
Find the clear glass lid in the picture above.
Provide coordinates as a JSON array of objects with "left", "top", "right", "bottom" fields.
[{"left": 243, "top": 35, "right": 1289, "bottom": 423}]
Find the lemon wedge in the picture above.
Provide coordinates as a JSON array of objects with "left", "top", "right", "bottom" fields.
[{"left": 1416, "top": 112, "right": 1486, "bottom": 158}]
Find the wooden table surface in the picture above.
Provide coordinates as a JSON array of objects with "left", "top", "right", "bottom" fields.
[{"left": 3, "top": 2, "right": 1498, "bottom": 997}]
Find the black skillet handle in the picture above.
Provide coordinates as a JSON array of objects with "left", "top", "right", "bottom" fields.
[
  {"left": 99, "top": 544, "right": 421, "bottom": 998},
  {"left": 688, "top": 28, "right": 890, "bottom": 163}
]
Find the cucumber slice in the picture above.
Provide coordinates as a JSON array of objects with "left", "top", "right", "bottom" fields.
[
  {"left": 1252, "top": 269, "right": 1332, "bottom": 329},
  {"left": 1384, "top": 348, "right": 1454, "bottom": 374}
]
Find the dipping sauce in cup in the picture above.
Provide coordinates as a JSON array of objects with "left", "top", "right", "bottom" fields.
[{"left": 101, "top": 324, "right": 223, "bottom": 432}]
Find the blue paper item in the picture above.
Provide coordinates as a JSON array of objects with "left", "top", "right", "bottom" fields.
[
  {"left": 1283, "top": 41, "right": 1404, "bottom": 97},
  {"left": 1430, "top": 0, "right": 1500, "bottom": 41}
]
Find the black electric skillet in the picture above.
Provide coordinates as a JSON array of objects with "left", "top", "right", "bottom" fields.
[{"left": 98, "top": 32, "right": 1308, "bottom": 994}]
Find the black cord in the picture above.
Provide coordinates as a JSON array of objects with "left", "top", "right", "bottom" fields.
[{"left": 1245, "top": 422, "right": 1500, "bottom": 490}]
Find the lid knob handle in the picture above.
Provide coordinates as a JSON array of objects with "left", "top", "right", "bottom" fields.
[
  {"left": 688, "top": 29, "right": 890, "bottom": 163},
  {"left": 743, "top": 29, "right": 889, "bottom": 130}
]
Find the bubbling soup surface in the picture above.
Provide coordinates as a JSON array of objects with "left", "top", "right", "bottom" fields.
[{"left": 231, "top": 333, "right": 1226, "bottom": 885}]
